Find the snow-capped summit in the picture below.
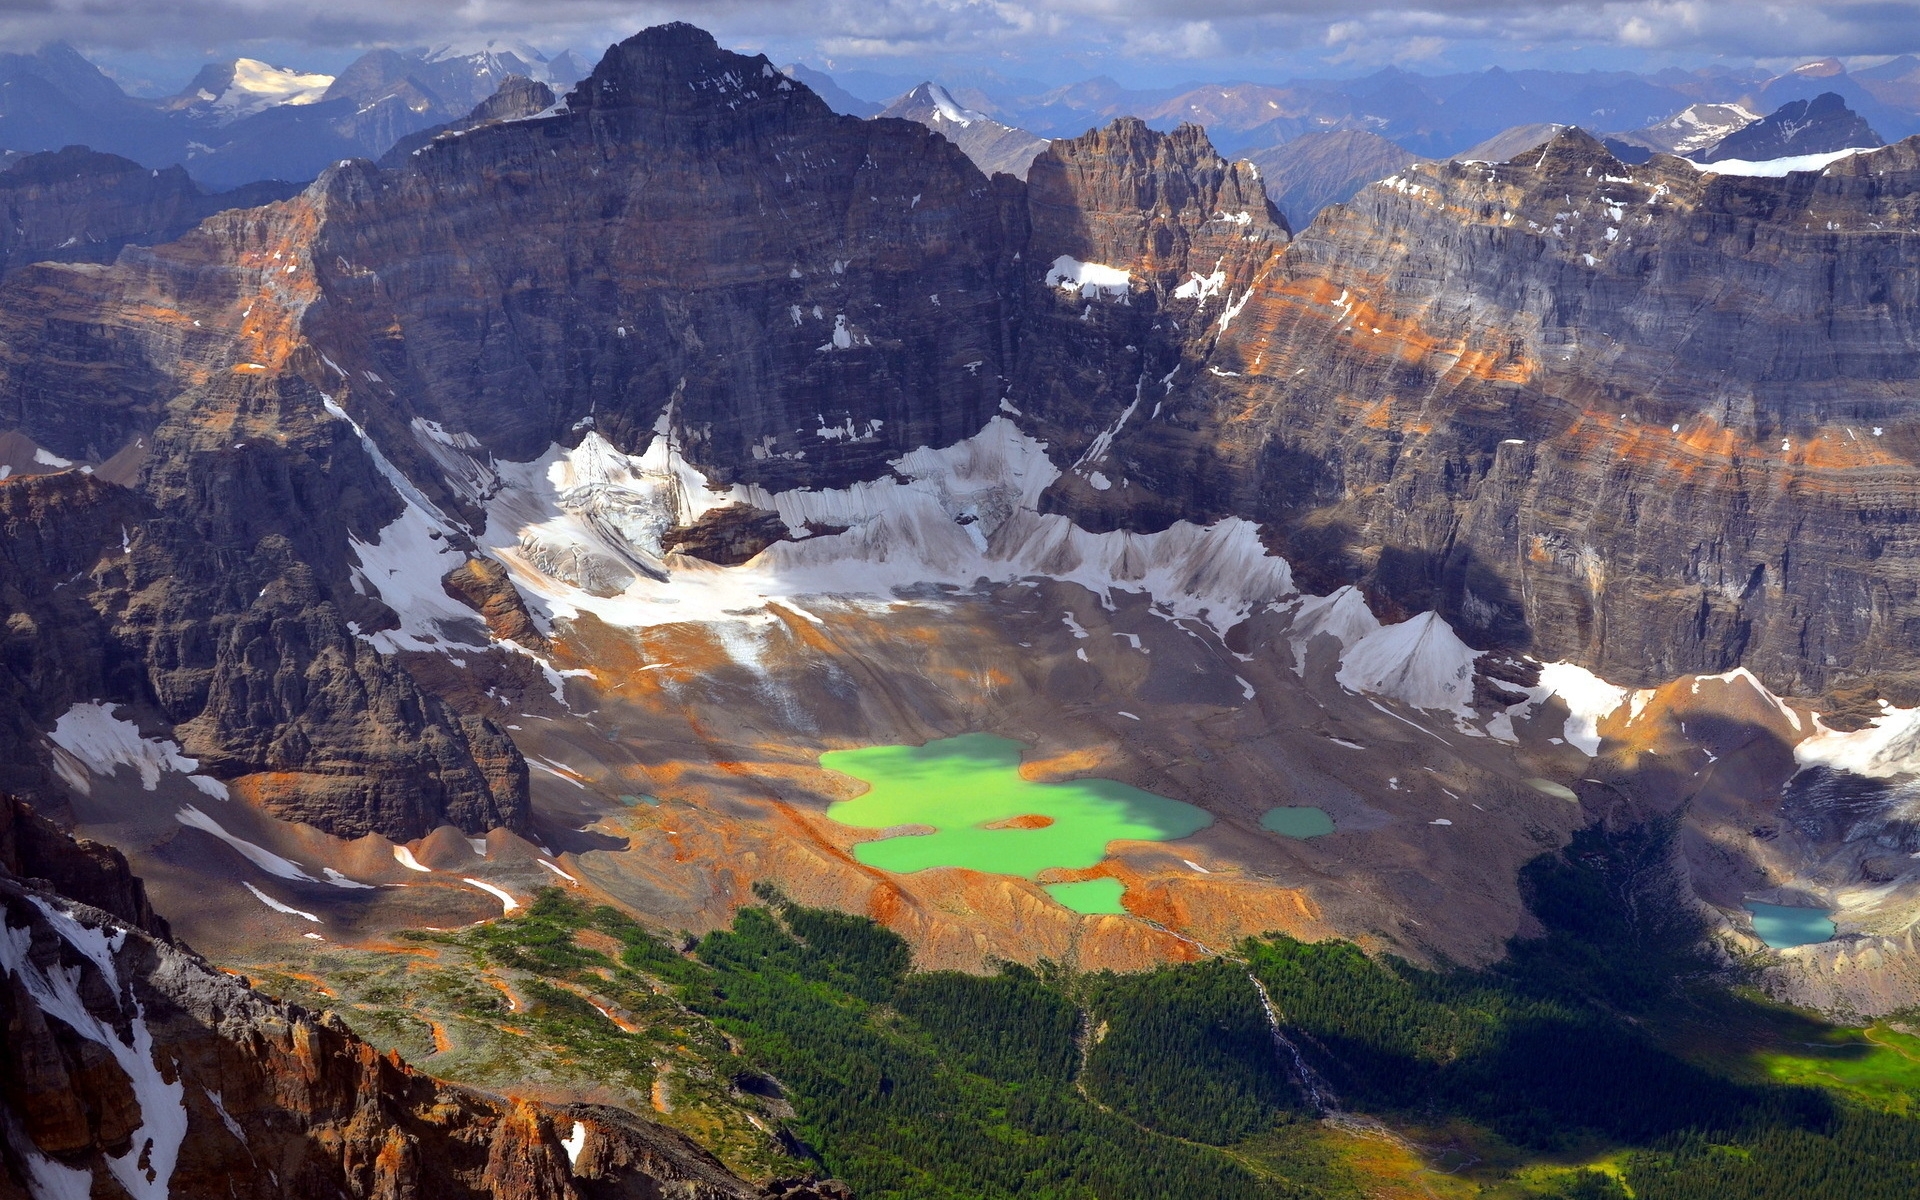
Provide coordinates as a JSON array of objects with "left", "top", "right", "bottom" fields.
[
  {"left": 174, "top": 57, "right": 334, "bottom": 122},
  {"left": 1610, "top": 102, "right": 1760, "bottom": 158},
  {"left": 878, "top": 82, "right": 1051, "bottom": 179}
]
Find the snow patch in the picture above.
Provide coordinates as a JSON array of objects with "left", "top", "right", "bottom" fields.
[
  {"left": 214, "top": 59, "right": 333, "bottom": 119},
  {"left": 175, "top": 805, "right": 320, "bottom": 883},
  {"left": 1287, "top": 586, "right": 1382, "bottom": 674},
  {"left": 924, "top": 83, "right": 986, "bottom": 126},
  {"left": 1796, "top": 703, "right": 1920, "bottom": 779},
  {"left": 1045, "top": 256, "right": 1130, "bottom": 299},
  {"left": 463, "top": 877, "right": 520, "bottom": 914},
  {"left": 562, "top": 1120, "right": 588, "bottom": 1169},
  {"left": 1173, "top": 270, "right": 1225, "bottom": 302},
  {"left": 1533, "top": 662, "right": 1628, "bottom": 755},
  {"left": 393, "top": 845, "right": 432, "bottom": 873},
  {"left": 1687, "top": 147, "right": 1874, "bottom": 177},
  {"left": 482, "top": 415, "right": 1295, "bottom": 639},
  {"left": 242, "top": 883, "right": 320, "bottom": 923},
  {"left": 47, "top": 702, "right": 206, "bottom": 793}
]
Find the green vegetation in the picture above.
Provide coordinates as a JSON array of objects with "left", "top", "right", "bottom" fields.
[
  {"left": 820, "top": 733, "right": 1211, "bottom": 877},
  {"left": 263, "top": 814, "right": 1920, "bottom": 1199}
]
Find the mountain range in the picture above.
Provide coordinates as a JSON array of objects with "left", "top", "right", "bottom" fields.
[{"left": 5, "top": 19, "right": 1920, "bottom": 1199}]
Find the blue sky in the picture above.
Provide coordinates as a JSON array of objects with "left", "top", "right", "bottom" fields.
[{"left": 13, "top": 1, "right": 1920, "bottom": 94}]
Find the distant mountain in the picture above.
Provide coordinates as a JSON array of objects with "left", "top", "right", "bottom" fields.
[
  {"left": 166, "top": 58, "right": 333, "bottom": 122},
  {"left": 1244, "top": 129, "right": 1414, "bottom": 228},
  {"left": 1606, "top": 102, "right": 1760, "bottom": 161},
  {"left": 1453, "top": 122, "right": 1569, "bottom": 162},
  {"left": 0, "top": 145, "right": 299, "bottom": 276},
  {"left": 1699, "top": 92, "right": 1882, "bottom": 163},
  {"left": 878, "top": 83, "right": 1051, "bottom": 179},
  {"left": 0, "top": 41, "right": 589, "bottom": 190},
  {"left": 380, "top": 75, "right": 556, "bottom": 165},
  {"left": 779, "top": 63, "right": 881, "bottom": 117},
  {"left": 1747, "top": 61, "right": 1917, "bottom": 141}
]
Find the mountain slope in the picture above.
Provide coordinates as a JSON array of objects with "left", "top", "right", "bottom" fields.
[
  {"left": 876, "top": 83, "right": 1050, "bottom": 179},
  {"left": 0, "top": 791, "right": 831, "bottom": 1199},
  {"left": 1245, "top": 129, "right": 1415, "bottom": 228},
  {"left": 7, "top": 22, "right": 1920, "bottom": 1011},
  {"left": 1700, "top": 91, "right": 1883, "bottom": 161}
]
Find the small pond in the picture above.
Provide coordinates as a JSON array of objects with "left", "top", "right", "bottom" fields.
[
  {"left": 1745, "top": 902, "right": 1836, "bottom": 949},
  {"left": 1261, "top": 806, "right": 1336, "bottom": 838}
]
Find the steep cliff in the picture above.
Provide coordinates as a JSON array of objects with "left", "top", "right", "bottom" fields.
[
  {"left": 1052, "top": 127, "right": 1920, "bottom": 698},
  {"left": 0, "top": 179, "right": 527, "bottom": 841}
]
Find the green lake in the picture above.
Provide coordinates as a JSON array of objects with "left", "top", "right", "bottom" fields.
[
  {"left": 820, "top": 734, "right": 1211, "bottom": 895},
  {"left": 1261, "top": 806, "right": 1336, "bottom": 838},
  {"left": 1746, "top": 902, "right": 1836, "bottom": 949}
]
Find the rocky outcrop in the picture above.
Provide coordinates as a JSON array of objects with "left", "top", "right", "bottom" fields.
[
  {"left": 0, "top": 793, "right": 839, "bottom": 1198},
  {"left": 442, "top": 556, "right": 550, "bottom": 649}
]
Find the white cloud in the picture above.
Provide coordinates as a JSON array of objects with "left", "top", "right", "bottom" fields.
[
  {"left": 4, "top": 1, "right": 1917, "bottom": 80},
  {"left": 1122, "top": 19, "right": 1226, "bottom": 58}
]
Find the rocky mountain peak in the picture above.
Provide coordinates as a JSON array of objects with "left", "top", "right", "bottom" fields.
[
  {"left": 1702, "top": 91, "right": 1883, "bottom": 162},
  {"left": 1027, "top": 116, "right": 1286, "bottom": 289},
  {"left": 567, "top": 21, "right": 828, "bottom": 120}
]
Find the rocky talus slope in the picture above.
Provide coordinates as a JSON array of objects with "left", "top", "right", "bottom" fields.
[{"left": 0, "top": 792, "right": 837, "bottom": 1198}]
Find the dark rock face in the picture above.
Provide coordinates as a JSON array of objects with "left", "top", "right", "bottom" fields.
[
  {"left": 1012, "top": 118, "right": 1288, "bottom": 533},
  {"left": 1701, "top": 91, "right": 1882, "bottom": 161},
  {"left": 1064, "top": 127, "right": 1920, "bottom": 696},
  {"left": 0, "top": 793, "right": 829, "bottom": 1200},
  {"left": 0, "top": 191, "right": 529, "bottom": 840},
  {"left": 311, "top": 22, "right": 1017, "bottom": 492}
]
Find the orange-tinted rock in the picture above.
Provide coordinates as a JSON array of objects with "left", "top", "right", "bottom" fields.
[{"left": 442, "top": 555, "right": 549, "bottom": 650}]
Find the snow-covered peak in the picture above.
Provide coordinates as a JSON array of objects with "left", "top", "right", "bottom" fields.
[
  {"left": 212, "top": 58, "right": 333, "bottom": 118},
  {"left": 923, "top": 83, "right": 987, "bottom": 127}
]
